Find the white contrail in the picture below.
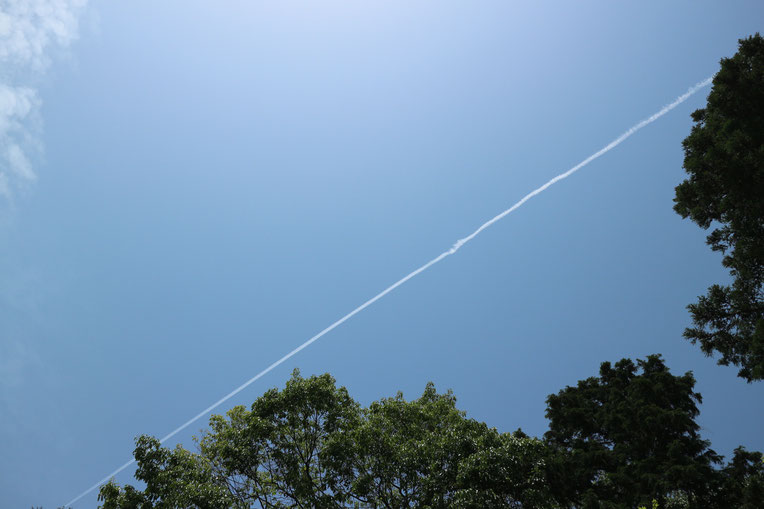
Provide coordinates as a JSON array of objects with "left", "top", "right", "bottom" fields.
[{"left": 66, "top": 76, "right": 711, "bottom": 506}]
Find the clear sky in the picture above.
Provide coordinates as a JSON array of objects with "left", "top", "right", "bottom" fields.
[{"left": 1, "top": 1, "right": 763, "bottom": 507}]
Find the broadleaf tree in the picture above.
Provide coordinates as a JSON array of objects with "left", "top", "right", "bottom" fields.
[{"left": 98, "top": 371, "right": 557, "bottom": 508}]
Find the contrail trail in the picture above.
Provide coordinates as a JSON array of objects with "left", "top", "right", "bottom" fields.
[{"left": 66, "top": 76, "right": 711, "bottom": 506}]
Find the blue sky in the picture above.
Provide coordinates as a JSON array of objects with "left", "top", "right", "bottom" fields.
[{"left": 1, "top": 1, "right": 763, "bottom": 506}]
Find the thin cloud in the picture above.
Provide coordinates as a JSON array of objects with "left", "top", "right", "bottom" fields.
[
  {"left": 0, "top": 0, "right": 87, "bottom": 68},
  {"left": 0, "top": 85, "right": 39, "bottom": 198},
  {"left": 0, "top": 0, "right": 88, "bottom": 200}
]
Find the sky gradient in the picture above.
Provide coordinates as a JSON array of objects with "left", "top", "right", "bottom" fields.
[{"left": 1, "top": 1, "right": 763, "bottom": 507}]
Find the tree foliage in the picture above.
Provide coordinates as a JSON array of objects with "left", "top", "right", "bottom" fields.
[
  {"left": 544, "top": 355, "right": 722, "bottom": 508},
  {"left": 711, "top": 447, "right": 764, "bottom": 509},
  {"left": 98, "top": 370, "right": 556, "bottom": 508},
  {"left": 198, "top": 371, "right": 361, "bottom": 508},
  {"left": 674, "top": 33, "right": 764, "bottom": 381},
  {"left": 98, "top": 435, "right": 235, "bottom": 508},
  {"left": 332, "top": 384, "right": 556, "bottom": 508},
  {"left": 98, "top": 362, "right": 762, "bottom": 509}
]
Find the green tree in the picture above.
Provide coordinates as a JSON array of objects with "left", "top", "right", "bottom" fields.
[
  {"left": 193, "top": 370, "right": 361, "bottom": 508},
  {"left": 674, "top": 33, "right": 764, "bottom": 382},
  {"left": 451, "top": 430, "right": 558, "bottom": 508},
  {"left": 99, "top": 371, "right": 558, "bottom": 508},
  {"left": 99, "top": 435, "right": 236, "bottom": 508},
  {"left": 711, "top": 447, "right": 764, "bottom": 509},
  {"left": 333, "top": 384, "right": 557, "bottom": 508},
  {"left": 544, "top": 355, "right": 721, "bottom": 508},
  {"left": 100, "top": 370, "right": 361, "bottom": 508}
]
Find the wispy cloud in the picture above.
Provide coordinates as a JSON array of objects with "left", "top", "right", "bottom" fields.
[
  {"left": 0, "top": 85, "right": 39, "bottom": 198},
  {"left": 0, "top": 0, "right": 88, "bottom": 200}
]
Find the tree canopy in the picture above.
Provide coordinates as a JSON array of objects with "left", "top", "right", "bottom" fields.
[
  {"left": 674, "top": 33, "right": 764, "bottom": 382},
  {"left": 99, "top": 370, "right": 556, "bottom": 508},
  {"left": 544, "top": 355, "right": 721, "bottom": 508},
  {"left": 98, "top": 361, "right": 761, "bottom": 509}
]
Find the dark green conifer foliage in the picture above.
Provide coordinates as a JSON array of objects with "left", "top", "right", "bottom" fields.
[
  {"left": 674, "top": 33, "right": 764, "bottom": 382},
  {"left": 544, "top": 355, "right": 721, "bottom": 508},
  {"left": 711, "top": 447, "right": 764, "bottom": 509}
]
